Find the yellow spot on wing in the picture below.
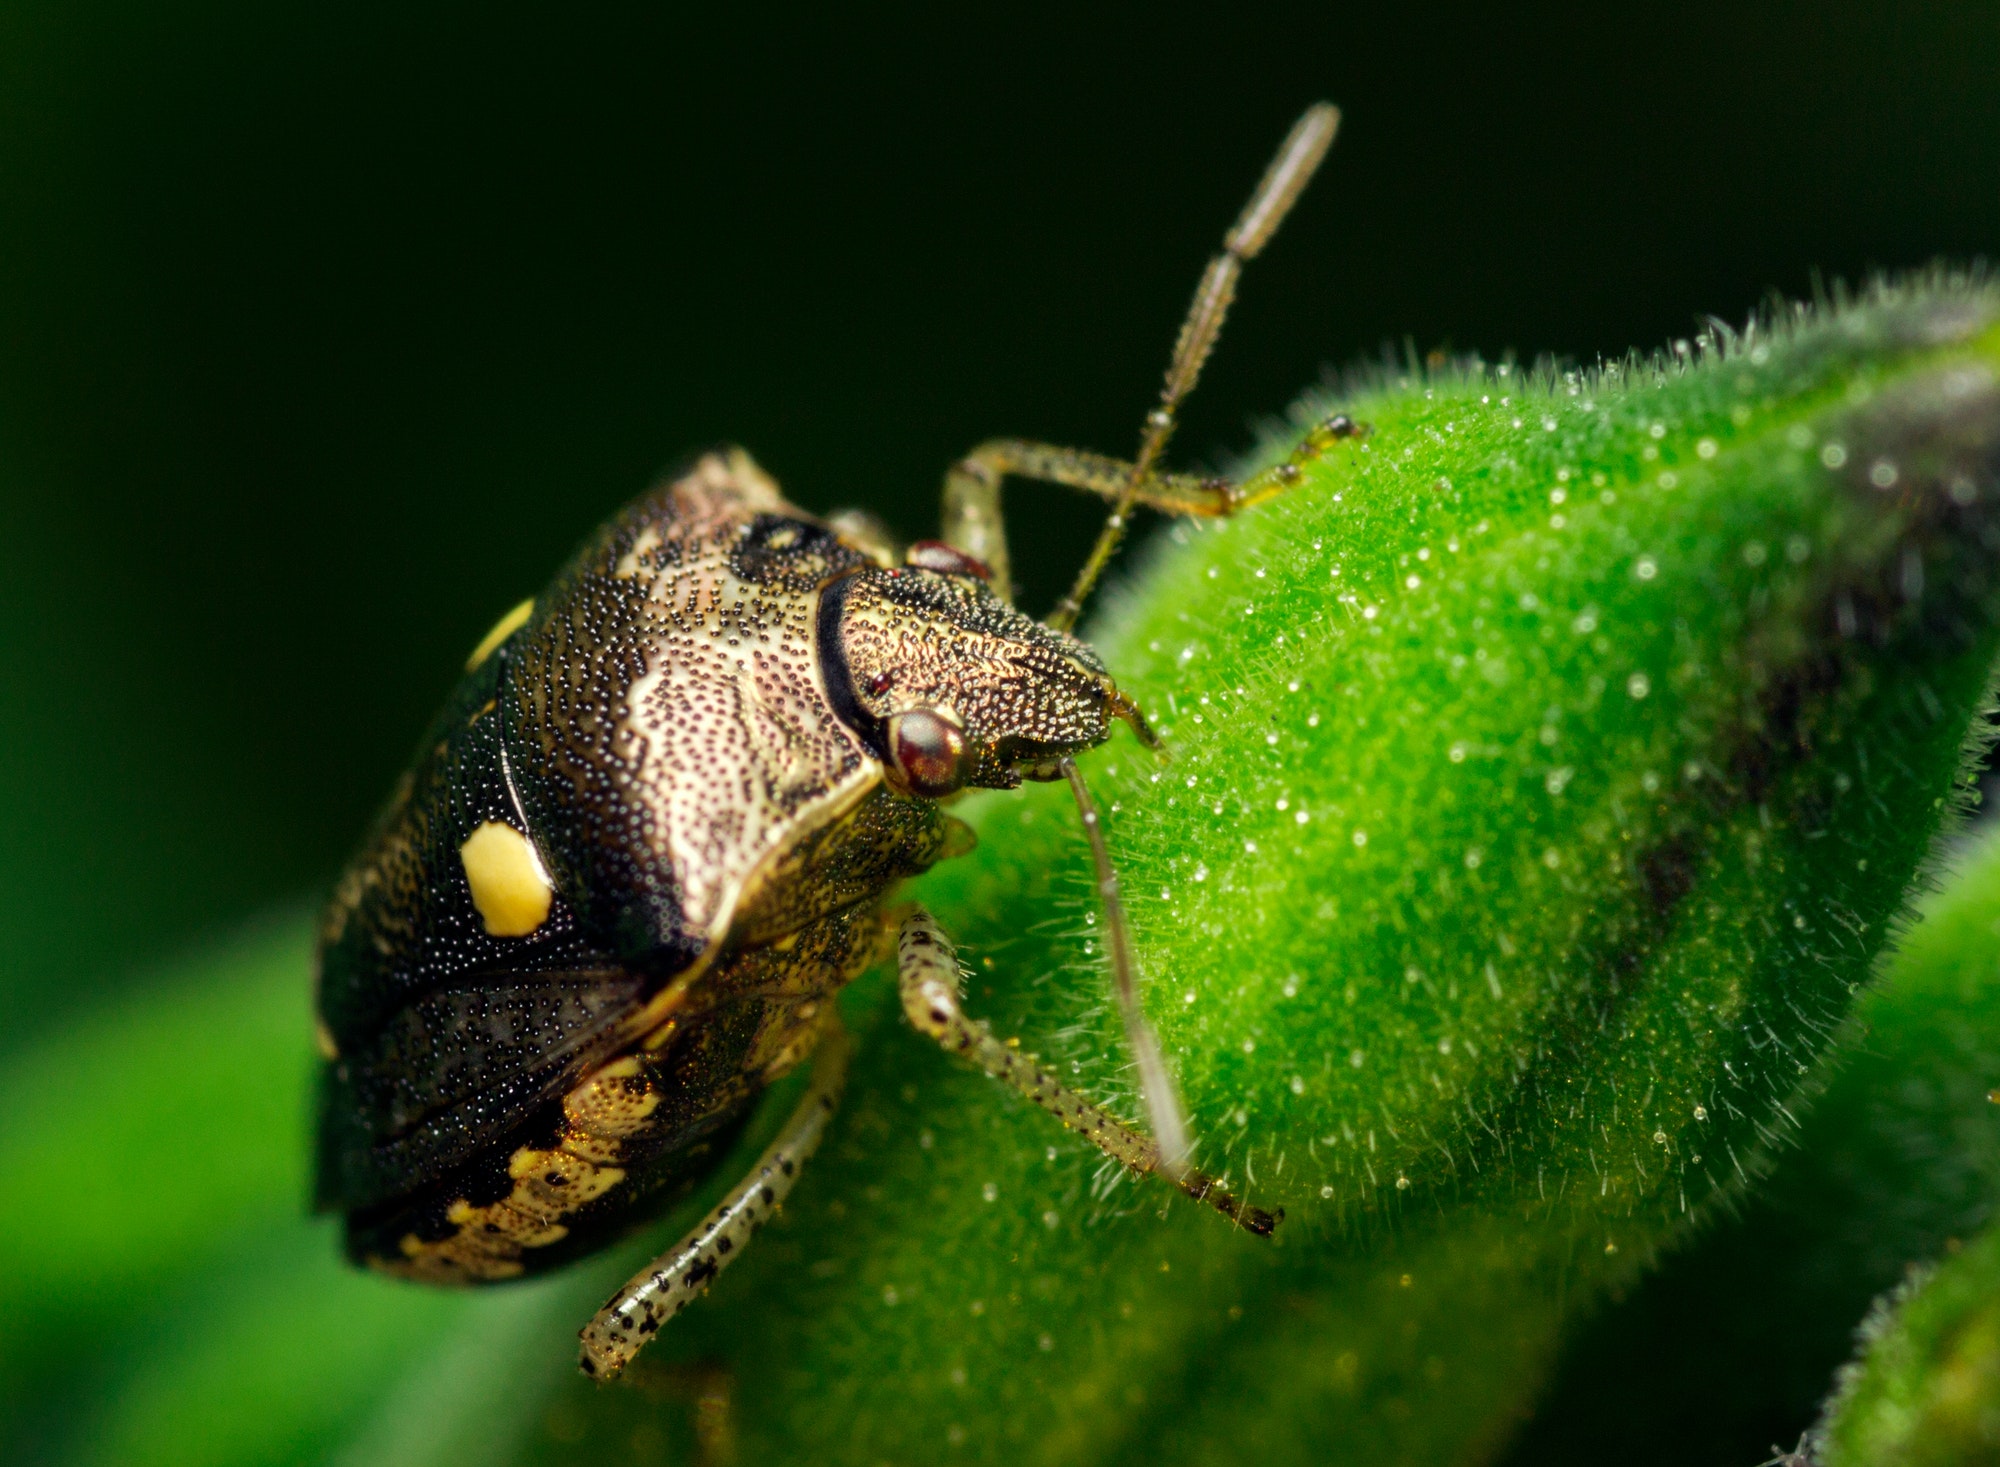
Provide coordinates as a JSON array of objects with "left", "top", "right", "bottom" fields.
[
  {"left": 460, "top": 821, "right": 554, "bottom": 936},
  {"left": 465, "top": 597, "right": 535, "bottom": 670}
]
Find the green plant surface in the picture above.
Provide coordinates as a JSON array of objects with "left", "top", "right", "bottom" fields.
[
  {"left": 1820, "top": 1223, "right": 2000, "bottom": 1466},
  {"left": 6, "top": 274, "right": 2000, "bottom": 1467},
  {"left": 1502, "top": 814, "right": 2000, "bottom": 1466}
]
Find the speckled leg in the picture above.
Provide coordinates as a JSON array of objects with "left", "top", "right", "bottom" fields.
[
  {"left": 938, "top": 419, "right": 1358, "bottom": 607},
  {"left": 578, "top": 1021, "right": 851, "bottom": 1379},
  {"left": 896, "top": 906, "right": 1278, "bottom": 1235}
]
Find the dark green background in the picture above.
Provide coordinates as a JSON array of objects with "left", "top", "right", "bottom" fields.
[
  {"left": 2, "top": 3, "right": 1997, "bottom": 1462},
  {"left": 5, "top": 2, "right": 1996, "bottom": 1047}
]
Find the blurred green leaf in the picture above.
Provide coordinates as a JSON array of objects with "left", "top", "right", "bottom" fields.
[
  {"left": 1502, "top": 812, "right": 2000, "bottom": 1465},
  {"left": 9, "top": 273, "right": 2000, "bottom": 1466},
  {"left": 1820, "top": 1223, "right": 2000, "bottom": 1466}
]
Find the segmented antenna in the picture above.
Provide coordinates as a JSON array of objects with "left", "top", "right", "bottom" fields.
[{"left": 1048, "top": 102, "right": 1341, "bottom": 633}]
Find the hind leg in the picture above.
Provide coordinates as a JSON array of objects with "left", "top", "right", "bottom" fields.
[{"left": 578, "top": 1020, "right": 851, "bottom": 1379}]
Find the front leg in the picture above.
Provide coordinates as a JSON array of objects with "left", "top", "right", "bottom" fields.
[{"left": 896, "top": 906, "right": 1278, "bottom": 1235}]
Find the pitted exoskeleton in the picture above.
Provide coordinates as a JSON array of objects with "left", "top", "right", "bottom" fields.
[{"left": 309, "top": 102, "right": 1364, "bottom": 1383}]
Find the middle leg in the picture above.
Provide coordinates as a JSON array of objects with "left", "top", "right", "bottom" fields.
[{"left": 896, "top": 906, "right": 1278, "bottom": 1235}]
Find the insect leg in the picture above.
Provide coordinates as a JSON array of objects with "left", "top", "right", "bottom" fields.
[
  {"left": 577, "top": 1020, "right": 851, "bottom": 1379},
  {"left": 941, "top": 417, "right": 1361, "bottom": 607},
  {"left": 896, "top": 905, "right": 1278, "bottom": 1235}
]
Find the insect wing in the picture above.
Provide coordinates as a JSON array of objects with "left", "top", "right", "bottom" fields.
[{"left": 315, "top": 646, "right": 647, "bottom": 1214}]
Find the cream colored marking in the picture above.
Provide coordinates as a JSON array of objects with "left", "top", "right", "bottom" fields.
[
  {"left": 621, "top": 593, "right": 879, "bottom": 946},
  {"left": 641, "top": 1017, "right": 681, "bottom": 1051},
  {"left": 312, "top": 1018, "right": 340, "bottom": 1061},
  {"left": 466, "top": 597, "right": 535, "bottom": 670},
  {"left": 614, "top": 524, "right": 664, "bottom": 578},
  {"left": 382, "top": 1054, "right": 661, "bottom": 1282},
  {"left": 460, "top": 821, "right": 554, "bottom": 936}
]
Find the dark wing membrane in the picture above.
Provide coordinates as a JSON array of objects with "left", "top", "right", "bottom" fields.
[
  {"left": 314, "top": 639, "right": 668, "bottom": 1215},
  {"left": 316, "top": 649, "right": 626, "bottom": 1051},
  {"left": 339, "top": 991, "right": 779, "bottom": 1278},
  {"left": 315, "top": 970, "right": 644, "bottom": 1213}
]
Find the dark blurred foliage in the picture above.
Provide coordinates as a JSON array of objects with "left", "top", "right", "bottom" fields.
[{"left": 1, "top": 0, "right": 1995, "bottom": 1058}]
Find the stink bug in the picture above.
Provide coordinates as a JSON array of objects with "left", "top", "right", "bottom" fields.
[{"left": 311, "top": 103, "right": 1361, "bottom": 1380}]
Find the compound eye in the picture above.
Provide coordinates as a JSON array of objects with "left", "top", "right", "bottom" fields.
[
  {"left": 886, "top": 709, "right": 970, "bottom": 799},
  {"left": 904, "top": 540, "right": 993, "bottom": 580}
]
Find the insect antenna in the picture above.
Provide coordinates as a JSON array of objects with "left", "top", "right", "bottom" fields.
[
  {"left": 1048, "top": 101, "right": 1341, "bottom": 633},
  {"left": 1060, "top": 756, "right": 1191, "bottom": 1172}
]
